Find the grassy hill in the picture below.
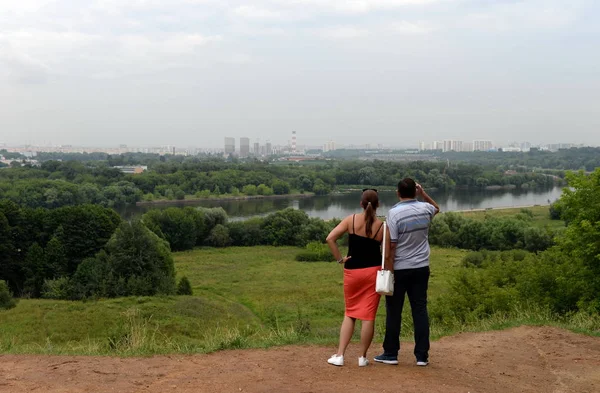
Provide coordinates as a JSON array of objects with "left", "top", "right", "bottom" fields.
[
  {"left": 1, "top": 246, "right": 467, "bottom": 355},
  {"left": 2, "top": 241, "right": 597, "bottom": 356}
]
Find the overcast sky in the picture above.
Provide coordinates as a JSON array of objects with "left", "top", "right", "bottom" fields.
[{"left": 1, "top": 0, "right": 599, "bottom": 148}]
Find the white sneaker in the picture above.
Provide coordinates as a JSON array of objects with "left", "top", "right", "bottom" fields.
[
  {"left": 327, "top": 354, "right": 344, "bottom": 366},
  {"left": 358, "top": 357, "right": 369, "bottom": 367},
  {"left": 416, "top": 360, "right": 429, "bottom": 367}
]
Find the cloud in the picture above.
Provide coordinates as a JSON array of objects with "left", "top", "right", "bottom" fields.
[
  {"left": 0, "top": 43, "right": 50, "bottom": 84},
  {"left": 232, "top": 5, "right": 284, "bottom": 20},
  {"left": 458, "top": 0, "right": 586, "bottom": 32},
  {"left": 286, "top": 0, "right": 451, "bottom": 14},
  {"left": 316, "top": 26, "right": 371, "bottom": 39},
  {"left": 388, "top": 21, "right": 438, "bottom": 34}
]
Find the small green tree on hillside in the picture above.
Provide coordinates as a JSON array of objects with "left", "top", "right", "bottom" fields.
[
  {"left": 0, "top": 281, "right": 17, "bottom": 310},
  {"left": 177, "top": 276, "right": 193, "bottom": 295},
  {"left": 106, "top": 221, "right": 176, "bottom": 296}
]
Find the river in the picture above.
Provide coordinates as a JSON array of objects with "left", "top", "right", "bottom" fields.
[{"left": 117, "top": 186, "right": 564, "bottom": 220}]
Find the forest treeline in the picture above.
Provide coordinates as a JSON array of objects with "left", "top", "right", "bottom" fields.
[{"left": 0, "top": 151, "right": 565, "bottom": 209}]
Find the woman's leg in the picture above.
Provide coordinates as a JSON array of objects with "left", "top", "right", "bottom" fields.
[
  {"left": 336, "top": 316, "right": 356, "bottom": 356},
  {"left": 359, "top": 320, "right": 375, "bottom": 358}
]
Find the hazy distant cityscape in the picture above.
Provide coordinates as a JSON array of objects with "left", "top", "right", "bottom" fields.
[{"left": 1, "top": 129, "right": 593, "bottom": 162}]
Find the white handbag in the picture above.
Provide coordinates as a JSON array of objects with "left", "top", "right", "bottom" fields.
[{"left": 376, "top": 223, "right": 394, "bottom": 296}]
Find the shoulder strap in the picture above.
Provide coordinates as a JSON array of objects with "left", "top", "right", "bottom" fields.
[
  {"left": 352, "top": 214, "right": 356, "bottom": 234},
  {"left": 380, "top": 223, "right": 387, "bottom": 269},
  {"left": 372, "top": 222, "right": 384, "bottom": 239}
]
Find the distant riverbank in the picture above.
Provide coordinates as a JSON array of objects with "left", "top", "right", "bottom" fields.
[{"left": 136, "top": 192, "right": 315, "bottom": 206}]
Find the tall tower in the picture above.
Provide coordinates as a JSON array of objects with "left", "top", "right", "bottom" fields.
[
  {"left": 266, "top": 140, "right": 272, "bottom": 156},
  {"left": 291, "top": 131, "right": 297, "bottom": 153},
  {"left": 240, "top": 137, "right": 250, "bottom": 157},
  {"left": 224, "top": 137, "right": 235, "bottom": 155}
]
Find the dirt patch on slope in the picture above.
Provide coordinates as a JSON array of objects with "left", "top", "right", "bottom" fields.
[{"left": 1, "top": 326, "right": 599, "bottom": 393}]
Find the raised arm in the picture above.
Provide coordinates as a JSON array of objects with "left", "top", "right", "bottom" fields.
[
  {"left": 417, "top": 184, "right": 440, "bottom": 216},
  {"left": 326, "top": 216, "right": 351, "bottom": 264}
]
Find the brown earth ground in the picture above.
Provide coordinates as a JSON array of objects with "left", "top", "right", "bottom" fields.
[{"left": 1, "top": 326, "right": 599, "bottom": 393}]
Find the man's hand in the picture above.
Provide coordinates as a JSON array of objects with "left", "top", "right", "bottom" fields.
[{"left": 416, "top": 183, "right": 424, "bottom": 196}]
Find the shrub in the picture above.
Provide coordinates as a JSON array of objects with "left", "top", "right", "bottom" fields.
[
  {"left": 0, "top": 281, "right": 17, "bottom": 310},
  {"left": 462, "top": 251, "right": 485, "bottom": 267},
  {"left": 257, "top": 184, "right": 274, "bottom": 196},
  {"left": 242, "top": 185, "right": 257, "bottom": 196},
  {"left": 41, "top": 277, "right": 72, "bottom": 300},
  {"left": 295, "top": 242, "right": 333, "bottom": 262},
  {"left": 142, "top": 208, "right": 197, "bottom": 251},
  {"left": 177, "top": 276, "right": 193, "bottom": 295},
  {"left": 206, "top": 224, "right": 231, "bottom": 247},
  {"left": 295, "top": 251, "right": 326, "bottom": 262},
  {"left": 227, "top": 218, "right": 263, "bottom": 247}
]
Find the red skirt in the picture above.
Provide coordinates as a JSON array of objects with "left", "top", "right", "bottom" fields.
[{"left": 343, "top": 266, "right": 381, "bottom": 321}]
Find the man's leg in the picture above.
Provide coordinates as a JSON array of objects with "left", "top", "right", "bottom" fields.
[
  {"left": 382, "top": 270, "right": 407, "bottom": 356},
  {"left": 406, "top": 266, "right": 430, "bottom": 363}
]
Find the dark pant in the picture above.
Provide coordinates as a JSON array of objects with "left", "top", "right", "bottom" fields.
[{"left": 383, "top": 266, "right": 430, "bottom": 361}]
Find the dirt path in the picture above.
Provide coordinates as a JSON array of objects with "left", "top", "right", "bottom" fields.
[{"left": 1, "top": 326, "right": 599, "bottom": 393}]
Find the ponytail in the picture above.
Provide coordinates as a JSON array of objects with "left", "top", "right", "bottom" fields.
[{"left": 364, "top": 201, "right": 376, "bottom": 238}]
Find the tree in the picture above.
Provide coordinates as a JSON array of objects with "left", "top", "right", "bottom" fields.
[
  {"left": 105, "top": 221, "right": 176, "bottom": 296},
  {"left": 272, "top": 180, "right": 290, "bottom": 195},
  {"left": 555, "top": 169, "right": 600, "bottom": 310},
  {"left": 23, "top": 243, "right": 46, "bottom": 298},
  {"left": 242, "top": 184, "right": 257, "bottom": 196},
  {"left": 257, "top": 184, "right": 274, "bottom": 196},
  {"left": 312, "top": 179, "right": 331, "bottom": 195},
  {"left": 45, "top": 236, "right": 68, "bottom": 278},
  {"left": 0, "top": 281, "right": 17, "bottom": 310},
  {"left": 177, "top": 276, "right": 193, "bottom": 295},
  {"left": 143, "top": 208, "right": 197, "bottom": 251},
  {"left": 206, "top": 224, "right": 231, "bottom": 247}
]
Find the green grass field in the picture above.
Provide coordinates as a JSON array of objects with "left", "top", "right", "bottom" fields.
[
  {"left": 1, "top": 243, "right": 597, "bottom": 356},
  {"left": 457, "top": 205, "right": 565, "bottom": 229}
]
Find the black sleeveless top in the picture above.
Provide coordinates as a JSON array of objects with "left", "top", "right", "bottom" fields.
[{"left": 345, "top": 215, "right": 384, "bottom": 270}]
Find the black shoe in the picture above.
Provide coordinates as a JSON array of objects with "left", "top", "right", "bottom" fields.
[{"left": 373, "top": 353, "right": 398, "bottom": 365}]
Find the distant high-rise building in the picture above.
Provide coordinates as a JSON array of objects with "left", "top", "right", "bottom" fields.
[
  {"left": 473, "top": 140, "right": 493, "bottom": 151},
  {"left": 253, "top": 142, "right": 260, "bottom": 156},
  {"left": 442, "top": 140, "right": 463, "bottom": 152},
  {"left": 291, "top": 131, "right": 297, "bottom": 153},
  {"left": 240, "top": 137, "right": 250, "bottom": 157},
  {"left": 266, "top": 141, "right": 272, "bottom": 156},
  {"left": 443, "top": 140, "right": 452, "bottom": 152},
  {"left": 462, "top": 141, "right": 473, "bottom": 152},
  {"left": 323, "top": 140, "right": 336, "bottom": 152},
  {"left": 432, "top": 141, "right": 443, "bottom": 151},
  {"left": 224, "top": 137, "right": 235, "bottom": 155}
]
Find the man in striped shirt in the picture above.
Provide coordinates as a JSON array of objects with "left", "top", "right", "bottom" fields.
[{"left": 374, "top": 178, "right": 440, "bottom": 367}]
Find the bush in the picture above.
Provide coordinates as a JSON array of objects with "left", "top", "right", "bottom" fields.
[
  {"left": 295, "top": 251, "right": 326, "bottom": 262},
  {"left": 143, "top": 208, "right": 198, "bottom": 251},
  {"left": 41, "top": 277, "right": 72, "bottom": 300},
  {"left": 462, "top": 251, "right": 484, "bottom": 267},
  {"left": 206, "top": 224, "right": 231, "bottom": 247},
  {"left": 257, "top": 184, "right": 274, "bottom": 196},
  {"left": 242, "top": 185, "right": 257, "bottom": 196},
  {"left": 177, "top": 276, "right": 193, "bottom": 295},
  {"left": 227, "top": 218, "right": 263, "bottom": 247},
  {"left": 0, "top": 281, "right": 17, "bottom": 310},
  {"left": 295, "top": 242, "right": 333, "bottom": 262}
]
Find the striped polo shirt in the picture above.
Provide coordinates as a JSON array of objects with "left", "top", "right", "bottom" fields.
[{"left": 386, "top": 199, "right": 438, "bottom": 270}]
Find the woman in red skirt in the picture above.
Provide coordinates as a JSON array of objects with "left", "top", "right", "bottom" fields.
[{"left": 325, "top": 189, "right": 386, "bottom": 367}]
